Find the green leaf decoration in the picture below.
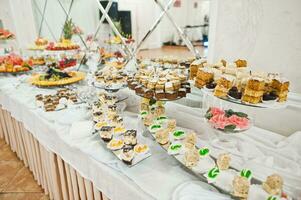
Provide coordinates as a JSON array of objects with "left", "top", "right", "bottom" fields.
[
  {"left": 240, "top": 169, "right": 252, "bottom": 179},
  {"left": 225, "top": 109, "right": 234, "bottom": 117},
  {"left": 223, "top": 124, "right": 236, "bottom": 132},
  {"left": 208, "top": 167, "right": 220, "bottom": 179},
  {"left": 205, "top": 112, "right": 213, "bottom": 120},
  {"left": 170, "top": 144, "right": 182, "bottom": 151},
  {"left": 234, "top": 112, "right": 248, "bottom": 118},
  {"left": 151, "top": 124, "right": 161, "bottom": 130},
  {"left": 199, "top": 148, "right": 210, "bottom": 156},
  {"left": 173, "top": 130, "right": 185, "bottom": 137},
  {"left": 267, "top": 196, "right": 278, "bottom": 200}
]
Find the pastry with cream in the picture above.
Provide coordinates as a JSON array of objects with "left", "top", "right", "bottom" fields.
[
  {"left": 216, "top": 153, "right": 231, "bottom": 170},
  {"left": 232, "top": 176, "right": 250, "bottom": 198},
  {"left": 184, "top": 147, "right": 199, "bottom": 168},
  {"left": 262, "top": 174, "right": 283, "bottom": 196}
]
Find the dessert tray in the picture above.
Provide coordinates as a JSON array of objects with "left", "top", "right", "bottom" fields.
[
  {"left": 139, "top": 98, "right": 291, "bottom": 200},
  {"left": 92, "top": 93, "right": 151, "bottom": 166},
  {"left": 144, "top": 122, "right": 291, "bottom": 200},
  {"left": 30, "top": 68, "right": 85, "bottom": 87},
  {"left": 205, "top": 107, "right": 252, "bottom": 133},
  {"left": 191, "top": 58, "right": 289, "bottom": 109},
  {"left": 128, "top": 60, "right": 191, "bottom": 101},
  {"left": 35, "top": 88, "right": 81, "bottom": 112}
]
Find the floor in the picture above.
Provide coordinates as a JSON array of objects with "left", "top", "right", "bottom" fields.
[
  {"left": 0, "top": 139, "right": 49, "bottom": 200},
  {"left": 137, "top": 45, "right": 207, "bottom": 59}
]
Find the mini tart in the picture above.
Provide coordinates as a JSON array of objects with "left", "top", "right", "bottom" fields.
[
  {"left": 168, "top": 142, "right": 183, "bottom": 155},
  {"left": 173, "top": 130, "right": 186, "bottom": 140},
  {"left": 120, "top": 146, "right": 135, "bottom": 165},
  {"left": 94, "top": 122, "right": 108, "bottom": 131},
  {"left": 107, "top": 139, "right": 124, "bottom": 150},
  {"left": 99, "top": 132, "right": 112, "bottom": 142},
  {"left": 30, "top": 71, "right": 85, "bottom": 87},
  {"left": 99, "top": 126, "right": 113, "bottom": 142},
  {"left": 134, "top": 144, "right": 149, "bottom": 155}
]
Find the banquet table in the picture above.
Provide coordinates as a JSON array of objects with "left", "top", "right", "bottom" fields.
[{"left": 0, "top": 74, "right": 300, "bottom": 200}]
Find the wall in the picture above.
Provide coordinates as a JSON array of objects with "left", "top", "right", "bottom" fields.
[
  {"left": 0, "top": 0, "right": 36, "bottom": 49},
  {"left": 119, "top": 0, "right": 162, "bottom": 49},
  {"left": 32, "top": 0, "right": 99, "bottom": 42},
  {"left": 31, "top": 0, "right": 209, "bottom": 49},
  {"left": 208, "top": 0, "right": 301, "bottom": 93}
]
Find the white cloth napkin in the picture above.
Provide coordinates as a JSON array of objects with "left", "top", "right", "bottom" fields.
[{"left": 172, "top": 181, "right": 231, "bottom": 200}]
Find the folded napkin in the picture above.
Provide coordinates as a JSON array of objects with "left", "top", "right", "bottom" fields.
[{"left": 172, "top": 181, "right": 231, "bottom": 200}]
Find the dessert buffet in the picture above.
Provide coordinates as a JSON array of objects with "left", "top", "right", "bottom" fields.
[
  {"left": 191, "top": 59, "right": 290, "bottom": 108},
  {"left": 0, "top": 45, "right": 299, "bottom": 199},
  {"left": 0, "top": 4, "right": 300, "bottom": 200}
]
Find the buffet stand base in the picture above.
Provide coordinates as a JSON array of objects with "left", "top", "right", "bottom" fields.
[{"left": 0, "top": 106, "right": 110, "bottom": 200}]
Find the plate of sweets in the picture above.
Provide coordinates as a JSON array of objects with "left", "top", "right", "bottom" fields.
[
  {"left": 193, "top": 59, "right": 289, "bottom": 108},
  {"left": 35, "top": 88, "right": 79, "bottom": 112},
  {"left": 30, "top": 67, "right": 85, "bottom": 87},
  {"left": 127, "top": 64, "right": 191, "bottom": 101},
  {"left": 0, "top": 53, "right": 32, "bottom": 74},
  {"left": 205, "top": 107, "right": 251, "bottom": 133},
  {"left": 28, "top": 37, "right": 49, "bottom": 51},
  {"left": 46, "top": 38, "right": 80, "bottom": 51}
]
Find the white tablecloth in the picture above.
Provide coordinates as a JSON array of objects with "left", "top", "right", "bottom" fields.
[{"left": 0, "top": 74, "right": 300, "bottom": 200}]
